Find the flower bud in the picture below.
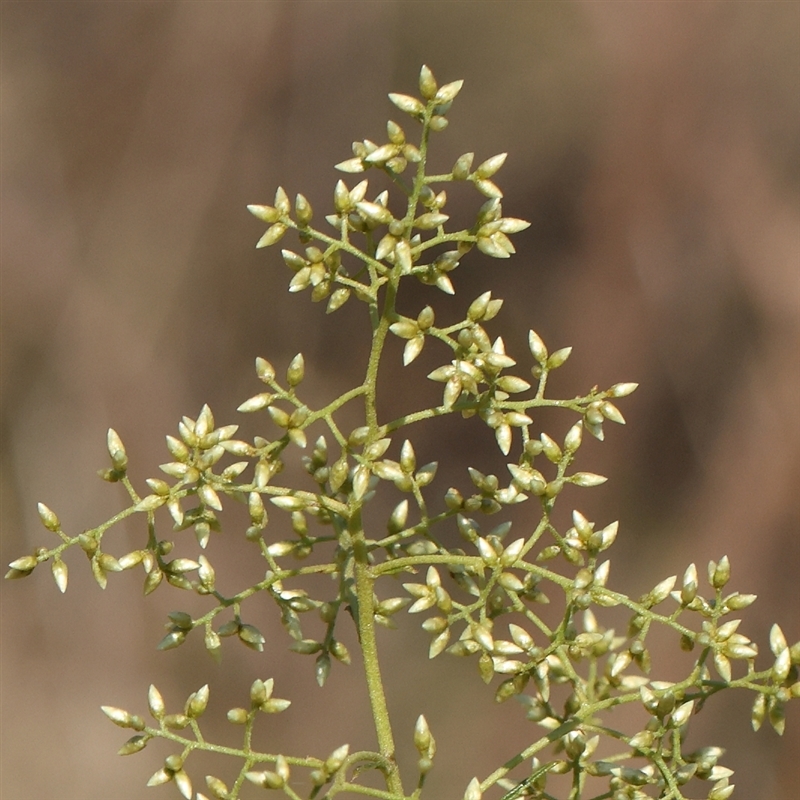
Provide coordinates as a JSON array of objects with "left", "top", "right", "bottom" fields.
[
  {"left": 286, "top": 353, "right": 305, "bottom": 387},
  {"left": 452, "top": 152, "right": 474, "bottom": 180},
  {"left": 413, "top": 715, "right": 433, "bottom": 755},
  {"left": 324, "top": 743, "right": 349, "bottom": 773},
  {"left": 37, "top": 502, "right": 60, "bottom": 532},
  {"left": 295, "top": 193, "right": 312, "bottom": 225},
  {"left": 464, "top": 777, "right": 482, "bottom": 800},
  {"left": 107, "top": 428, "right": 128, "bottom": 471}
]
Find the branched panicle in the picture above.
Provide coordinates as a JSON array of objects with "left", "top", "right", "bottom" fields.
[{"left": 8, "top": 65, "right": 798, "bottom": 800}]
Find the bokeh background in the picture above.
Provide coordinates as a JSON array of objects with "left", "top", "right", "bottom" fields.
[{"left": 2, "top": 2, "right": 798, "bottom": 799}]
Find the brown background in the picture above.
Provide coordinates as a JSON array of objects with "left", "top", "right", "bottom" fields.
[{"left": 2, "top": 2, "right": 798, "bottom": 799}]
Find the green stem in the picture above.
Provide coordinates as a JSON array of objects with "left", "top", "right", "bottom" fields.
[
  {"left": 350, "top": 508, "right": 404, "bottom": 797},
  {"left": 482, "top": 721, "right": 579, "bottom": 792},
  {"left": 365, "top": 299, "right": 393, "bottom": 433},
  {"left": 338, "top": 783, "right": 404, "bottom": 800}
]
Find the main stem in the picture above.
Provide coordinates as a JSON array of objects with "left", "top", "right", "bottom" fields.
[
  {"left": 351, "top": 107, "right": 437, "bottom": 799},
  {"left": 351, "top": 510, "right": 404, "bottom": 796},
  {"left": 354, "top": 273, "right": 405, "bottom": 795}
]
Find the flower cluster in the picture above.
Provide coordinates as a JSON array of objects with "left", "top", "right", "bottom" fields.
[{"left": 7, "top": 65, "right": 796, "bottom": 800}]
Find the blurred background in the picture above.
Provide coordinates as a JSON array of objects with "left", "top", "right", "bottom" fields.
[{"left": 2, "top": 2, "right": 798, "bottom": 798}]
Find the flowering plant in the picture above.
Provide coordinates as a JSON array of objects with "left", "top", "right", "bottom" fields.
[{"left": 8, "top": 65, "right": 796, "bottom": 800}]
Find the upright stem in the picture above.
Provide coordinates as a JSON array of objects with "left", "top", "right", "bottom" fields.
[
  {"left": 350, "top": 509, "right": 404, "bottom": 796},
  {"left": 364, "top": 284, "right": 395, "bottom": 433},
  {"left": 350, "top": 104, "right": 438, "bottom": 800}
]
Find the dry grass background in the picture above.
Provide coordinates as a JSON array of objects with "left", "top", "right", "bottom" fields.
[{"left": 1, "top": 2, "right": 798, "bottom": 799}]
